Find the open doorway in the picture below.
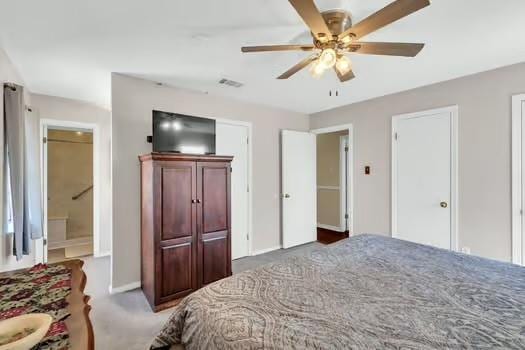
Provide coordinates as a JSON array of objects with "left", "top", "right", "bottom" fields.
[
  {"left": 316, "top": 130, "right": 349, "bottom": 243},
  {"left": 41, "top": 121, "right": 97, "bottom": 263},
  {"left": 281, "top": 124, "right": 353, "bottom": 248},
  {"left": 312, "top": 125, "right": 353, "bottom": 244}
]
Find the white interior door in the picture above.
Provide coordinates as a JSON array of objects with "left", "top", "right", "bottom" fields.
[
  {"left": 512, "top": 95, "right": 525, "bottom": 265},
  {"left": 393, "top": 109, "right": 455, "bottom": 250},
  {"left": 282, "top": 130, "right": 317, "bottom": 249},
  {"left": 522, "top": 100, "right": 525, "bottom": 264},
  {"left": 216, "top": 123, "right": 249, "bottom": 259}
]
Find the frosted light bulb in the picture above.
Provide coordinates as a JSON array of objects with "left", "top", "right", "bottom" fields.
[
  {"left": 336, "top": 56, "right": 352, "bottom": 74},
  {"left": 310, "top": 60, "right": 326, "bottom": 78},
  {"left": 319, "top": 49, "right": 337, "bottom": 68}
]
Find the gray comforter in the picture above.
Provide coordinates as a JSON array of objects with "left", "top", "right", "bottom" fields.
[{"left": 151, "top": 234, "right": 525, "bottom": 349}]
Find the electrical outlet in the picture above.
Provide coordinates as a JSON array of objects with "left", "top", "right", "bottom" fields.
[{"left": 461, "top": 247, "right": 471, "bottom": 255}]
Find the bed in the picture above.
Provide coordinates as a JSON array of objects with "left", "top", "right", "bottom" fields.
[{"left": 151, "top": 234, "right": 525, "bottom": 349}]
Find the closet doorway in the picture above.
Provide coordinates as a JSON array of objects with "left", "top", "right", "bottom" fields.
[
  {"left": 216, "top": 121, "right": 251, "bottom": 259},
  {"left": 40, "top": 120, "right": 99, "bottom": 263},
  {"left": 391, "top": 106, "right": 458, "bottom": 251}
]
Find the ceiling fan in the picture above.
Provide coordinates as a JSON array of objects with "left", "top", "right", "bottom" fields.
[{"left": 241, "top": 0, "right": 430, "bottom": 82}]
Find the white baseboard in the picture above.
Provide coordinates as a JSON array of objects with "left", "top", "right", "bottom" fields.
[
  {"left": 317, "top": 223, "right": 345, "bottom": 232},
  {"left": 251, "top": 245, "right": 282, "bottom": 256},
  {"left": 109, "top": 281, "right": 141, "bottom": 294}
]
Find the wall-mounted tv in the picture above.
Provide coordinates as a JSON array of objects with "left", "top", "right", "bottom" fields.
[{"left": 152, "top": 110, "right": 215, "bottom": 154}]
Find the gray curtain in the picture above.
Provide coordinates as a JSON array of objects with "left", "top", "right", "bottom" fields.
[
  {"left": 25, "top": 107, "right": 44, "bottom": 243},
  {"left": 3, "top": 83, "right": 43, "bottom": 260}
]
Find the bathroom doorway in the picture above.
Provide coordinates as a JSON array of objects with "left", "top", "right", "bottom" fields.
[
  {"left": 315, "top": 130, "right": 350, "bottom": 233},
  {"left": 41, "top": 121, "right": 96, "bottom": 263},
  {"left": 310, "top": 124, "right": 354, "bottom": 244}
]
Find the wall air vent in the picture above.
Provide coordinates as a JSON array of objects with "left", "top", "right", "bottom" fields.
[{"left": 219, "top": 78, "right": 243, "bottom": 88}]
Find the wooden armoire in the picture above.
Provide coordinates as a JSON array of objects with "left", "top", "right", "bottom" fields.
[{"left": 139, "top": 153, "right": 233, "bottom": 312}]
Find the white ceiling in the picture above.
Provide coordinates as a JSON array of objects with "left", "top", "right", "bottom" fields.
[{"left": 1, "top": 0, "right": 525, "bottom": 114}]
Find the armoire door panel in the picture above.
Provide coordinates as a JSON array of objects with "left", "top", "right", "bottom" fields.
[
  {"left": 159, "top": 163, "right": 196, "bottom": 240},
  {"left": 201, "top": 167, "right": 229, "bottom": 233},
  {"left": 159, "top": 241, "right": 194, "bottom": 300},
  {"left": 201, "top": 234, "right": 228, "bottom": 285},
  {"left": 197, "top": 161, "right": 232, "bottom": 288}
]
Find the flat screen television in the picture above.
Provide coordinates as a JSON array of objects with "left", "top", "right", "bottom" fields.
[{"left": 152, "top": 110, "right": 216, "bottom": 154}]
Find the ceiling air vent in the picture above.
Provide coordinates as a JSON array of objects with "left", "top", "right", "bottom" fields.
[{"left": 219, "top": 78, "right": 243, "bottom": 88}]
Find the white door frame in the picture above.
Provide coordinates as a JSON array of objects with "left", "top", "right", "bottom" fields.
[
  {"left": 339, "top": 135, "right": 349, "bottom": 231},
  {"left": 215, "top": 118, "right": 253, "bottom": 256},
  {"left": 38, "top": 119, "right": 101, "bottom": 262},
  {"left": 311, "top": 124, "right": 354, "bottom": 234},
  {"left": 511, "top": 94, "right": 525, "bottom": 265},
  {"left": 391, "top": 106, "right": 459, "bottom": 251}
]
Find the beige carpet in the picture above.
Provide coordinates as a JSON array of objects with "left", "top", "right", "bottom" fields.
[{"left": 82, "top": 242, "right": 323, "bottom": 349}]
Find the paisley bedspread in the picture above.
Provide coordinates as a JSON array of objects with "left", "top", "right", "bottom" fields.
[{"left": 151, "top": 234, "right": 525, "bottom": 349}]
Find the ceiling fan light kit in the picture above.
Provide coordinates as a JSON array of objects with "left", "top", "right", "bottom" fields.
[{"left": 241, "top": 0, "right": 430, "bottom": 82}]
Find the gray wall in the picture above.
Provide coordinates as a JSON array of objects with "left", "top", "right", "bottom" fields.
[
  {"left": 311, "top": 62, "right": 525, "bottom": 263},
  {"left": 111, "top": 73, "right": 309, "bottom": 289}
]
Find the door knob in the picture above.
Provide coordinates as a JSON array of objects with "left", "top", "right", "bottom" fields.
[
  {"left": 440, "top": 201, "right": 448, "bottom": 208},
  {"left": 283, "top": 194, "right": 290, "bottom": 198},
  {"left": 192, "top": 199, "right": 196, "bottom": 203}
]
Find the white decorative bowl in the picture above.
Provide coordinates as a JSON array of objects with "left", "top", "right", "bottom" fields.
[{"left": 0, "top": 314, "right": 53, "bottom": 350}]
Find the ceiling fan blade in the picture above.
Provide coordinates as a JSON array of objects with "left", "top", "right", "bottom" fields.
[
  {"left": 277, "top": 55, "right": 318, "bottom": 79},
  {"left": 241, "top": 45, "right": 316, "bottom": 53},
  {"left": 340, "top": 0, "right": 430, "bottom": 40},
  {"left": 288, "top": 0, "right": 333, "bottom": 42},
  {"left": 349, "top": 42, "right": 424, "bottom": 57},
  {"left": 334, "top": 67, "right": 355, "bottom": 82}
]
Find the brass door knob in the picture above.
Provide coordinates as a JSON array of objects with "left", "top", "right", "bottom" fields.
[{"left": 440, "top": 201, "right": 448, "bottom": 208}]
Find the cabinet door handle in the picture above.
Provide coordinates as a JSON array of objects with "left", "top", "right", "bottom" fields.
[
  {"left": 192, "top": 199, "right": 197, "bottom": 203},
  {"left": 196, "top": 199, "right": 201, "bottom": 204}
]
